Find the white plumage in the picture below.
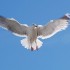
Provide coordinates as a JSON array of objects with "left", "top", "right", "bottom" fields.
[{"left": 0, "top": 13, "right": 70, "bottom": 51}]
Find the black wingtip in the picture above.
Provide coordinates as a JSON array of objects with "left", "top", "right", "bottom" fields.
[
  {"left": 0, "top": 15, "right": 6, "bottom": 19},
  {"left": 61, "top": 13, "right": 70, "bottom": 20},
  {"left": 0, "top": 16, "right": 6, "bottom": 22}
]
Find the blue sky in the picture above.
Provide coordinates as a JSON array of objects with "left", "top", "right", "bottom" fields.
[{"left": 0, "top": 0, "right": 70, "bottom": 70}]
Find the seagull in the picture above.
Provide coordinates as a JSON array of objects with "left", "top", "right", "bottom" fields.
[{"left": 0, "top": 13, "right": 70, "bottom": 51}]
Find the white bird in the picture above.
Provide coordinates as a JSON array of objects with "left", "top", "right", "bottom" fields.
[{"left": 0, "top": 13, "right": 70, "bottom": 51}]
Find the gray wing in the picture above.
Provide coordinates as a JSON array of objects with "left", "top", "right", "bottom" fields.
[
  {"left": 38, "top": 13, "right": 70, "bottom": 39},
  {"left": 0, "top": 16, "right": 29, "bottom": 37}
]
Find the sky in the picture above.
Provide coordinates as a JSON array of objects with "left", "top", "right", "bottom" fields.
[{"left": 0, "top": 0, "right": 70, "bottom": 70}]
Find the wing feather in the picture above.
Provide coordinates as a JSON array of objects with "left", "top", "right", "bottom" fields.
[
  {"left": 38, "top": 15, "right": 70, "bottom": 39},
  {"left": 0, "top": 16, "right": 29, "bottom": 37}
]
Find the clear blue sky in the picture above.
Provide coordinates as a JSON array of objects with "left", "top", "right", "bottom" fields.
[{"left": 0, "top": 0, "right": 70, "bottom": 70}]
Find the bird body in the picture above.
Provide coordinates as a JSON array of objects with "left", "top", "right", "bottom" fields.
[
  {"left": 21, "top": 25, "right": 43, "bottom": 50},
  {"left": 0, "top": 13, "right": 70, "bottom": 51},
  {"left": 28, "top": 26, "right": 38, "bottom": 43}
]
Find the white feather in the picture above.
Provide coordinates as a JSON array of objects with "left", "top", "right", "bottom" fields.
[
  {"left": 21, "top": 38, "right": 43, "bottom": 50},
  {"left": 39, "top": 20, "right": 69, "bottom": 39},
  {"left": 13, "top": 33, "right": 27, "bottom": 37}
]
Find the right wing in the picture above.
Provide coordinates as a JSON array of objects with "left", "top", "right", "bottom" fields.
[
  {"left": 0, "top": 16, "right": 29, "bottom": 37},
  {"left": 37, "top": 13, "right": 70, "bottom": 39}
]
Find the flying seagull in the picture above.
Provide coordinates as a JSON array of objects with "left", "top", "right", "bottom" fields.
[{"left": 0, "top": 13, "right": 70, "bottom": 51}]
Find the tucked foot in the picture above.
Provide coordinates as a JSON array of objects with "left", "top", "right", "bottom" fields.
[
  {"left": 36, "top": 46, "right": 39, "bottom": 50},
  {"left": 30, "top": 46, "right": 39, "bottom": 51},
  {"left": 31, "top": 47, "right": 34, "bottom": 51}
]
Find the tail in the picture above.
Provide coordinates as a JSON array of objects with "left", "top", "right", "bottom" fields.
[
  {"left": 20, "top": 38, "right": 43, "bottom": 50},
  {"left": 21, "top": 38, "right": 29, "bottom": 49}
]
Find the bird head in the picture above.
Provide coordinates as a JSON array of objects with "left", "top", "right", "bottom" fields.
[{"left": 33, "top": 24, "right": 38, "bottom": 27}]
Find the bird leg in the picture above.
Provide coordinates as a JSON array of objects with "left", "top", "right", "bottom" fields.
[
  {"left": 30, "top": 43, "right": 34, "bottom": 51},
  {"left": 29, "top": 46, "right": 34, "bottom": 51},
  {"left": 35, "top": 41, "right": 38, "bottom": 50},
  {"left": 30, "top": 41, "right": 38, "bottom": 51}
]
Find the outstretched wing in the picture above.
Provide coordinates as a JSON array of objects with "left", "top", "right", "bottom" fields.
[
  {"left": 0, "top": 16, "right": 29, "bottom": 37},
  {"left": 38, "top": 13, "right": 70, "bottom": 39}
]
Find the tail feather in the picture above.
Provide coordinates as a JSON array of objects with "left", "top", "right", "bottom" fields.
[
  {"left": 36, "top": 39, "right": 43, "bottom": 48},
  {"left": 21, "top": 38, "right": 43, "bottom": 50},
  {"left": 21, "top": 38, "right": 29, "bottom": 49}
]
